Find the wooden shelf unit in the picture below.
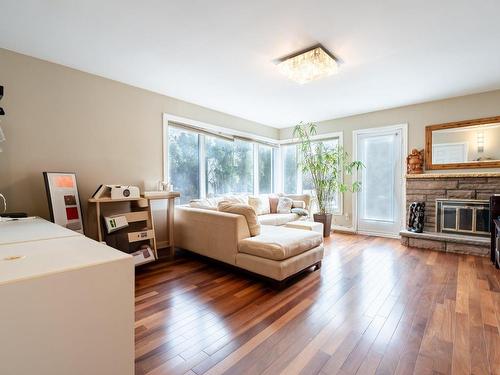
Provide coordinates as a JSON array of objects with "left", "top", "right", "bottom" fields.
[
  {"left": 88, "top": 191, "right": 180, "bottom": 259},
  {"left": 88, "top": 197, "right": 157, "bottom": 260},
  {"left": 142, "top": 191, "right": 180, "bottom": 258}
]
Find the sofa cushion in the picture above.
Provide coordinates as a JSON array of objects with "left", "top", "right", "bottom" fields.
[
  {"left": 218, "top": 201, "right": 261, "bottom": 236},
  {"left": 189, "top": 195, "right": 248, "bottom": 210},
  {"left": 277, "top": 197, "right": 293, "bottom": 214},
  {"left": 248, "top": 195, "right": 271, "bottom": 215},
  {"left": 269, "top": 196, "right": 279, "bottom": 214},
  {"left": 291, "top": 208, "right": 309, "bottom": 216},
  {"left": 238, "top": 225, "right": 322, "bottom": 261},
  {"left": 292, "top": 200, "right": 306, "bottom": 209},
  {"left": 224, "top": 195, "right": 248, "bottom": 204},
  {"left": 236, "top": 245, "right": 324, "bottom": 281},
  {"left": 280, "top": 193, "right": 311, "bottom": 211},
  {"left": 258, "top": 213, "right": 299, "bottom": 226},
  {"left": 189, "top": 199, "right": 218, "bottom": 210}
]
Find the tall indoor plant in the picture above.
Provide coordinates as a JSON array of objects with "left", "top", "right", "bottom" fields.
[{"left": 294, "top": 122, "right": 363, "bottom": 237}]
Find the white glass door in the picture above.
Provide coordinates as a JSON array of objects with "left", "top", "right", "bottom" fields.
[{"left": 355, "top": 126, "right": 404, "bottom": 237}]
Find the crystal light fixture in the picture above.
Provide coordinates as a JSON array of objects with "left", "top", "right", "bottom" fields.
[{"left": 276, "top": 45, "right": 338, "bottom": 84}]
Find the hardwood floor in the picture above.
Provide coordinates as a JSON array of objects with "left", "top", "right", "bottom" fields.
[{"left": 134, "top": 233, "right": 500, "bottom": 375}]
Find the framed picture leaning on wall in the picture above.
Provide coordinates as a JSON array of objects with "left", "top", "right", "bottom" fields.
[{"left": 43, "top": 172, "right": 84, "bottom": 234}]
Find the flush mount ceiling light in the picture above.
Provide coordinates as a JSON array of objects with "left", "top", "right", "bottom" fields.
[{"left": 275, "top": 44, "right": 338, "bottom": 84}]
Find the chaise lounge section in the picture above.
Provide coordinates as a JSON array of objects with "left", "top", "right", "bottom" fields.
[{"left": 174, "top": 204, "right": 324, "bottom": 284}]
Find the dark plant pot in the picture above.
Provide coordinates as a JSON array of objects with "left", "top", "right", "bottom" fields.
[{"left": 313, "top": 213, "right": 332, "bottom": 237}]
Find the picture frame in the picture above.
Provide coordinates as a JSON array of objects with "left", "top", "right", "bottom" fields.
[{"left": 43, "top": 172, "right": 84, "bottom": 234}]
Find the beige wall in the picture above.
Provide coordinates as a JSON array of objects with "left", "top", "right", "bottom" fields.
[
  {"left": 279, "top": 90, "right": 500, "bottom": 228},
  {"left": 0, "top": 48, "right": 278, "bottom": 240}
]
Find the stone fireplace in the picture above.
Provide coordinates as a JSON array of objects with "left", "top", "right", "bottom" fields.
[{"left": 400, "top": 172, "right": 500, "bottom": 256}]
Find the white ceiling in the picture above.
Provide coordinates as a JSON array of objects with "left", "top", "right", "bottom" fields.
[{"left": 1, "top": 0, "right": 500, "bottom": 128}]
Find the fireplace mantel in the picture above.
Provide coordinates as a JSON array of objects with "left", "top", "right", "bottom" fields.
[{"left": 406, "top": 172, "right": 500, "bottom": 179}]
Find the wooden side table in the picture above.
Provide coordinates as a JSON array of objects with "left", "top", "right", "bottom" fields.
[{"left": 143, "top": 191, "right": 180, "bottom": 258}]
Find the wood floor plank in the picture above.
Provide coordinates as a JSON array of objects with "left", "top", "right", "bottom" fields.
[
  {"left": 452, "top": 312, "right": 471, "bottom": 375},
  {"left": 469, "top": 255, "right": 493, "bottom": 375},
  {"left": 133, "top": 233, "right": 500, "bottom": 375},
  {"left": 203, "top": 298, "right": 313, "bottom": 375}
]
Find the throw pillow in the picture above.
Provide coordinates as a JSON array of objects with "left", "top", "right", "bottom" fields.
[
  {"left": 277, "top": 197, "right": 293, "bottom": 214},
  {"left": 280, "top": 194, "right": 311, "bottom": 211},
  {"left": 189, "top": 199, "right": 217, "bottom": 210},
  {"left": 223, "top": 195, "right": 248, "bottom": 204},
  {"left": 248, "top": 196, "right": 270, "bottom": 215},
  {"left": 217, "top": 201, "right": 261, "bottom": 236},
  {"left": 268, "top": 196, "right": 279, "bottom": 213},
  {"left": 291, "top": 208, "right": 309, "bottom": 216},
  {"left": 292, "top": 200, "right": 306, "bottom": 209}
]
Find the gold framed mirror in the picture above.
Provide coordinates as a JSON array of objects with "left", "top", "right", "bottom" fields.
[{"left": 425, "top": 116, "right": 500, "bottom": 170}]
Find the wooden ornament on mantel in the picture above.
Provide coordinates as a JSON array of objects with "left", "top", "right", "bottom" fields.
[{"left": 406, "top": 149, "right": 424, "bottom": 174}]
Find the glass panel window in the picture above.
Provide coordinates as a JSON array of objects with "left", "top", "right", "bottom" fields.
[
  {"left": 205, "top": 137, "right": 253, "bottom": 197},
  {"left": 234, "top": 140, "right": 254, "bottom": 194},
  {"left": 168, "top": 127, "right": 200, "bottom": 204},
  {"left": 282, "top": 144, "right": 298, "bottom": 194},
  {"left": 361, "top": 134, "right": 395, "bottom": 221},
  {"left": 258, "top": 145, "right": 273, "bottom": 194},
  {"left": 458, "top": 208, "right": 473, "bottom": 231}
]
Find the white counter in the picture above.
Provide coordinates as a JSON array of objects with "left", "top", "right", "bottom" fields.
[
  {"left": 0, "top": 218, "right": 134, "bottom": 375},
  {"left": 0, "top": 217, "right": 80, "bottom": 245}
]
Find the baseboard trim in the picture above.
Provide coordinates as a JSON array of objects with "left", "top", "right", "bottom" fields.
[
  {"left": 331, "top": 225, "right": 356, "bottom": 234},
  {"left": 356, "top": 230, "right": 400, "bottom": 239},
  {"left": 157, "top": 240, "right": 169, "bottom": 249}
]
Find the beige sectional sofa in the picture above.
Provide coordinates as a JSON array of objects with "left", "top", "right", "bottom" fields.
[
  {"left": 174, "top": 193, "right": 324, "bottom": 284},
  {"left": 188, "top": 193, "right": 313, "bottom": 225}
]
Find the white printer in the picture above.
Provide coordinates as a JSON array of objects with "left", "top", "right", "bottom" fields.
[{"left": 92, "top": 184, "right": 141, "bottom": 200}]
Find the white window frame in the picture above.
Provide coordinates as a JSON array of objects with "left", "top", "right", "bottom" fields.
[
  {"left": 279, "top": 131, "right": 344, "bottom": 215},
  {"left": 163, "top": 114, "right": 279, "bottom": 199}
]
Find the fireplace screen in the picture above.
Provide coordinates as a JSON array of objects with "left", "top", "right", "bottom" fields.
[{"left": 436, "top": 199, "right": 490, "bottom": 236}]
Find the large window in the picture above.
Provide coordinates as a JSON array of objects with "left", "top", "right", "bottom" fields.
[
  {"left": 205, "top": 137, "right": 253, "bottom": 197},
  {"left": 167, "top": 123, "right": 276, "bottom": 201},
  {"left": 168, "top": 127, "right": 199, "bottom": 204},
  {"left": 166, "top": 120, "right": 341, "bottom": 212},
  {"left": 281, "top": 137, "right": 341, "bottom": 214},
  {"left": 282, "top": 144, "right": 298, "bottom": 194},
  {"left": 258, "top": 145, "right": 274, "bottom": 194}
]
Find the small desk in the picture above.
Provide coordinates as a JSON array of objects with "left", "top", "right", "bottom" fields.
[{"left": 143, "top": 191, "right": 180, "bottom": 258}]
